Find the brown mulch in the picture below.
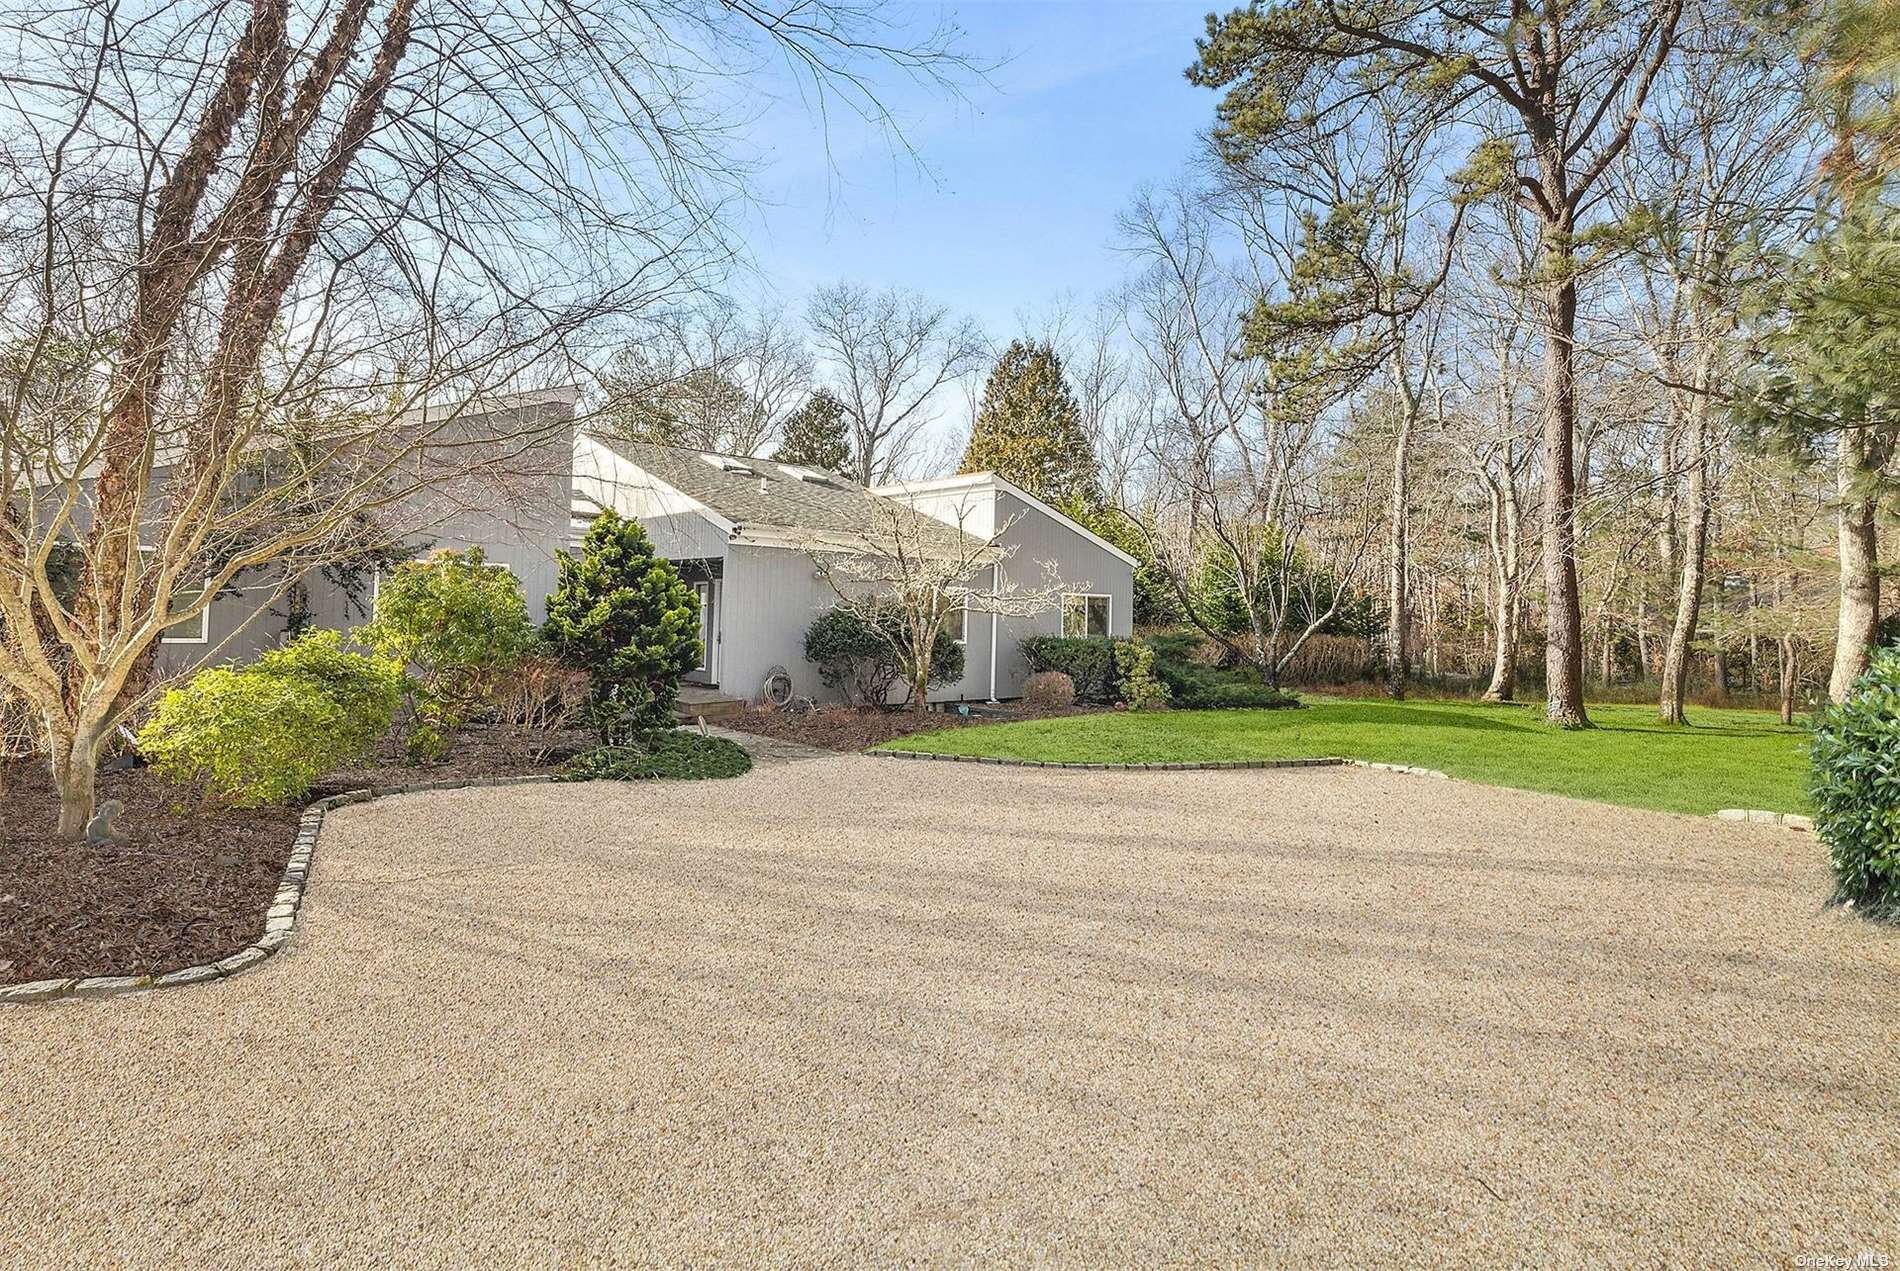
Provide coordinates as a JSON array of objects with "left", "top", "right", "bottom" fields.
[
  {"left": 724, "top": 703, "right": 1103, "bottom": 753},
  {"left": 0, "top": 761, "right": 300, "bottom": 984},
  {"left": 1, "top": 722, "right": 593, "bottom": 986},
  {"left": 310, "top": 722, "right": 595, "bottom": 796}
]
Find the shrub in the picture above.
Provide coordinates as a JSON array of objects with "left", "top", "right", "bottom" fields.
[
  {"left": 1177, "top": 680, "right": 1298, "bottom": 710},
  {"left": 1020, "top": 636, "right": 1116, "bottom": 703},
  {"left": 805, "top": 604, "right": 963, "bottom": 706},
  {"left": 498, "top": 651, "right": 593, "bottom": 737},
  {"left": 1142, "top": 633, "right": 1299, "bottom": 710},
  {"left": 1113, "top": 639, "right": 1170, "bottom": 710},
  {"left": 362, "top": 548, "right": 536, "bottom": 743},
  {"left": 1279, "top": 633, "right": 1374, "bottom": 686},
  {"left": 1023, "top": 670, "right": 1076, "bottom": 709},
  {"left": 543, "top": 511, "right": 700, "bottom": 739},
  {"left": 253, "top": 630, "right": 403, "bottom": 758},
  {"left": 558, "top": 730, "right": 752, "bottom": 782},
  {"left": 138, "top": 668, "right": 347, "bottom": 808},
  {"left": 1810, "top": 646, "right": 1900, "bottom": 918}
]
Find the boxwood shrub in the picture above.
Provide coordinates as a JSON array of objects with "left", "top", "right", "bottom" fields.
[
  {"left": 1020, "top": 636, "right": 1117, "bottom": 702},
  {"left": 1810, "top": 646, "right": 1900, "bottom": 918}
]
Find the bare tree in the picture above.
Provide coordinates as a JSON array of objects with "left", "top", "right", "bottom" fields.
[
  {"left": 803, "top": 501, "right": 1060, "bottom": 711},
  {"left": 603, "top": 299, "right": 812, "bottom": 455},
  {"left": 1191, "top": 0, "right": 1688, "bottom": 726},
  {"left": 805, "top": 282, "right": 986, "bottom": 484},
  {"left": 1614, "top": 19, "right": 1808, "bottom": 723},
  {"left": 0, "top": 0, "right": 970, "bottom": 835},
  {"left": 1119, "top": 183, "right": 1379, "bottom": 687}
]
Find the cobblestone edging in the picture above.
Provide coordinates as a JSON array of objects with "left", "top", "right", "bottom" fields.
[
  {"left": 873, "top": 750, "right": 1347, "bottom": 772},
  {"left": 871, "top": 750, "right": 1462, "bottom": 780},
  {"left": 0, "top": 774, "right": 556, "bottom": 1006},
  {"left": 1714, "top": 808, "right": 1814, "bottom": 831}
]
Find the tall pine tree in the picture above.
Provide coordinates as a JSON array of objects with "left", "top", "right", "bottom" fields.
[
  {"left": 773, "top": 388, "right": 853, "bottom": 473},
  {"left": 959, "top": 340, "right": 1099, "bottom": 505}
]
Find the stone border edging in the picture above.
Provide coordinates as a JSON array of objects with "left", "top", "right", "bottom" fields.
[
  {"left": 873, "top": 750, "right": 1347, "bottom": 772},
  {"left": 0, "top": 773, "right": 556, "bottom": 1006},
  {"left": 1715, "top": 808, "right": 1813, "bottom": 831},
  {"left": 872, "top": 750, "right": 1460, "bottom": 779}
]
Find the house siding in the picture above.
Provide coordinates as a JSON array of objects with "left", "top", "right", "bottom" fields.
[
  {"left": 988, "top": 490, "right": 1133, "bottom": 698},
  {"left": 153, "top": 391, "right": 578, "bottom": 677}
]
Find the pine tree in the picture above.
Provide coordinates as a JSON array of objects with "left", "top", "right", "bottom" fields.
[
  {"left": 772, "top": 389, "right": 853, "bottom": 472},
  {"left": 959, "top": 340, "right": 1099, "bottom": 505}
]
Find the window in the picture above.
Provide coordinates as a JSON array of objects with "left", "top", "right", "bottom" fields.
[
  {"left": 139, "top": 546, "right": 211, "bottom": 645},
  {"left": 698, "top": 453, "right": 755, "bottom": 476},
  {"left": 160, "top": 589, "right": 211, "bottom": 644},
  {"left": 943, "top": 598, "right": 967, "bottom": 644},
  {"left": 1062, "top": 593, "right": 1110, "bottom": 639}
]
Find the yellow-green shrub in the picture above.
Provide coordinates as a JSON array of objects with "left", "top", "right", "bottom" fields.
[
  {"left": 139, "top": 669, "right": 347, "bottom": 808},
  {"left": 138, "top": 632, "right": 402, "bottom": 807}
]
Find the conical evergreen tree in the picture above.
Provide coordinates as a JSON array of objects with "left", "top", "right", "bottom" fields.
[
  {"left": 772, "top": 388, "right": 853, "bottom": 472},
  {"left": 959, "top": 340, "right": 1099, "bottom": 505}
]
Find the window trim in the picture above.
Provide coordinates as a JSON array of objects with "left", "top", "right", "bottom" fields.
[{"left": 1062, "top": 592, "right": 1112, "bottom": 639}]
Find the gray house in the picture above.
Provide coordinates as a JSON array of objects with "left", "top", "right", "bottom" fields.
[
  {"left": 158, "top": 387, "right": 1137, "bottom": 706},
  {"left": 575, "top": 434, "right": 1136, "bottom": 705}
]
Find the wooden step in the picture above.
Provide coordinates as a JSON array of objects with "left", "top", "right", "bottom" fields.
[{"left": 676, "top": 687, "right": 745, "bottom": 723}]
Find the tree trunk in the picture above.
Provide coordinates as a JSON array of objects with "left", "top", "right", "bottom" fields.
[
  {"left": 1658, "top": 403, "right": 1711, "bottom": 725},
  {"left": 1386, "top": 408, "right": 1412, "bottom": 700},
  {"left": 1540, "top": 270, "right": 1589, "bottom": 727},
  {"left": 52, "top": 726, "right": 102, "bottom": 838},
  {"left": 1481, "top": 462, "right": 1520, "bottom": 703},
  {"left": 1830, "top": 431, "right": 1881, "bottom": 701},
  {"left": 1778, "top": 635, "right": 1797, "bottom": 726}
]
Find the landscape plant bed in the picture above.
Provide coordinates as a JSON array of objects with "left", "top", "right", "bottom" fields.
[
  {"left": 725, "top": 702, "right": 1102, "bottom": 752},
  {"left": 310, "top": 721, "right": 596, "bottom": 796},
  {"left": 0, "top": 761, "right": 300, "bottom": 985},
  {"left": 2, "top": 721, "right": 594, "bottom": 988}
]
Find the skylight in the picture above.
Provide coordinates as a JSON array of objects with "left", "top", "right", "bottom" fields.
[
  {"left": 777, "top": 463, "right": 836, "bottom": 487},
  {"left": 699, "top": 453, "right": 755, "bottom": 476}
]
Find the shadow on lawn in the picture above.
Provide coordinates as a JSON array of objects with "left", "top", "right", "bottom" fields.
[{"left": 1304, "top": 701, "right": 1529, "bottom": 734}]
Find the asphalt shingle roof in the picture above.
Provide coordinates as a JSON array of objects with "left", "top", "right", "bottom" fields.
[{"left": 584, "top": 433, "right": 982, "bottom": 553}]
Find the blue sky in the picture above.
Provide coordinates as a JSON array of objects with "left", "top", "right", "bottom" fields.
[{"left": 735, "top": 1, "right": 1217, "bottom": 336}]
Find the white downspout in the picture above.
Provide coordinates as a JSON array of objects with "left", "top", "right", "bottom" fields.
[{"left": 989, "top": 559, "right": 1000, "bottom": 702}]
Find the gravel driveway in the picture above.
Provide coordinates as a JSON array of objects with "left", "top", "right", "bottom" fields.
[{"left": 5, "top": 747, "right": 1897, "bottom": 1264}]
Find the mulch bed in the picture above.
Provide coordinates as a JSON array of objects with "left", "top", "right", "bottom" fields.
[
  {"left": 310, "top": 722, "right": 594, "bottom": 796},
  {"left": 2, "top": 721, "right": 593, "bottom": 986},
  {"left": 0, "top": 761, "right": 300, "bottom": 984},
  {"left": 724, "top": 703, "right": 1102, "bottom": 752}
]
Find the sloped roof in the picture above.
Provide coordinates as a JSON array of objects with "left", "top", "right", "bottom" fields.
[{"left": 582, "top": 433, "right": 984, "bottom": 555}]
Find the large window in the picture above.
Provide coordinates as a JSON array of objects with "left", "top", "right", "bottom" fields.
[{"left": 1062, "top": 593, "right": 1110, "bottom": 639}]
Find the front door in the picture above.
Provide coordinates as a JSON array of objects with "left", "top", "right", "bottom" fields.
[{"left": 690, "top": 580, "right": 719, "bottom": 684}]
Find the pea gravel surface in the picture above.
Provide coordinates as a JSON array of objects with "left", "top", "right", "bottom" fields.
[{"left": 4, "top": 745, "right": 1898, "bottom": 1266}]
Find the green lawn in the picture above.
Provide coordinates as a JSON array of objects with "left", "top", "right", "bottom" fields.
[{"left": 880, "top": 698, "right": 1812, "bottom": 816}]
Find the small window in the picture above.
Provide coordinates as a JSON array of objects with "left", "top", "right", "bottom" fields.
[
  {"left": 777, "top": 463, "right": 836, "bottom": 487},
  {"left": 943, "top": 598, "right": 967, "bottom": 644},
  {"left": 1062, "top": 593, "right": 1110, "bottom": 639},
  {"left": 140, "top": 546, "right": 211, "bottom": 644},
  {"left": 160, "top": 588, "right": 211, "bottom": 644}
]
